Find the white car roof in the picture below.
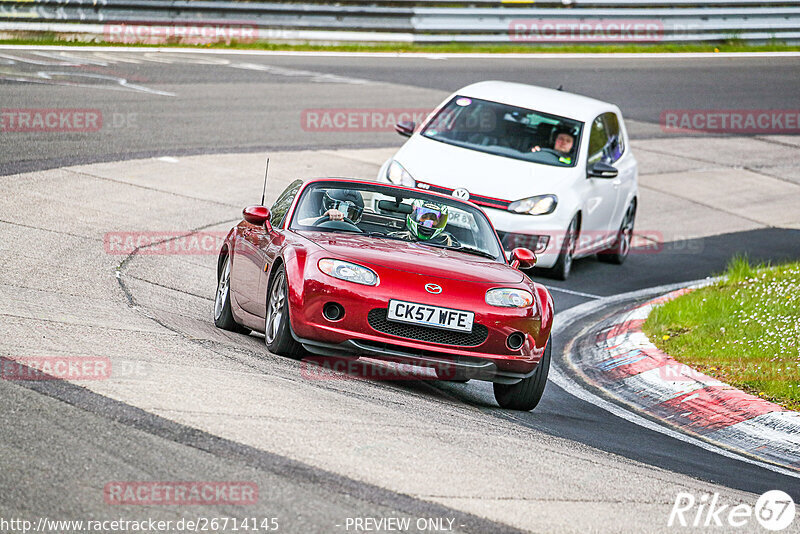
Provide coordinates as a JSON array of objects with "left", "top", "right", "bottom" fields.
[{"left": 455, "top": 81, "right": 617, "bottom": 124}]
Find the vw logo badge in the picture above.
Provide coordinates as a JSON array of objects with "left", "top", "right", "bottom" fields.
[
  {"left": 452, "top": 188, "right": 470, "bottom": 200},
  {"left": 425, "top": 283, "right": 442, "bottom": 294}
]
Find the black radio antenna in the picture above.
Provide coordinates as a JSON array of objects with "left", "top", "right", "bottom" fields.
[{"left": 260, "top": 157, "right": 269, "bottom": 206}]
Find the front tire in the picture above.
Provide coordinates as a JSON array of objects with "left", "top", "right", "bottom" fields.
[
  {"left": 214, "top": 253, "right": 249, "bottom": 334},
  {"left": 549, "top": 216, "right": 578, "bottom": 281},
  {"left": 598, "top": 202, "right": 636, "bottom": 265},
  {"left": 265, "top": 266, "right": 303, "bottom": 358},
  {"left": 493, "top": 339, "right": 551, "bottom": 411}
]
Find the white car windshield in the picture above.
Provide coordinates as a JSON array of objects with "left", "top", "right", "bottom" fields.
[
  {"left": 421, "top": 96, "right": 583, "bottom": 167},
  {"left": 290, "top": 181, "right": 505, "bottom": 261}
]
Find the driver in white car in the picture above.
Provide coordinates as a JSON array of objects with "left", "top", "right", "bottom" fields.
[{"left": 530, "top": 129, "right": 575, "bottom": 157}]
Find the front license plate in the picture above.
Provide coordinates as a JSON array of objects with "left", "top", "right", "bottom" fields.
[{"left": 387, "top": 300, "right": 474, "bottom": 333}]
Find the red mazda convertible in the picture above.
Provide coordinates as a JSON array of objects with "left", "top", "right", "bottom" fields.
[{"left": 214, "top": 178, "right": 554, "bottom": 410}]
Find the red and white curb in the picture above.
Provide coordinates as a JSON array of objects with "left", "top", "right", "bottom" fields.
[{"left": 577, "top": 288, "right": 800, "bottom": 471}]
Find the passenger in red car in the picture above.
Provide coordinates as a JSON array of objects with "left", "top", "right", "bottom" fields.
[{"left": 389, "top": 200, "right": 460, "bottom": 247}]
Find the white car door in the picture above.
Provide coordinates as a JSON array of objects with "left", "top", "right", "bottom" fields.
[
  {"left": 579, "top": 114, "right": 620, "bottom": 253},
  {"left": 603, "top": 112, "right": 637, "bottom": 232}
]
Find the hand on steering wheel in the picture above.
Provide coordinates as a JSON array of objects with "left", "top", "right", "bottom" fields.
[{"left": 313, "top": 213, "right": 359, "bottom": 226}]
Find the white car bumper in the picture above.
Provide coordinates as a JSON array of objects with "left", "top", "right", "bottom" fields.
[{"left": 481, "top": 207, "right": 574, "bottom": 269}]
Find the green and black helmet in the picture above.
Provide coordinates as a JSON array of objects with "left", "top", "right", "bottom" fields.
[{"left": 407, "top": 199, "right": 449, "bottom": 240}]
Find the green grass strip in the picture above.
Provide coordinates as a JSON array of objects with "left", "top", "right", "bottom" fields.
[{"left": 644, "top": 257, "right": 800, "bottom": 411}]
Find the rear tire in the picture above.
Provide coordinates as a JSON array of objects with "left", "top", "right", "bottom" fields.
[
  {"left": 214, "top": 253, "right": 250, "bottom": 334},
  {"left": 549, "top": 216, "right": 578, "bottom": 281},
  {"left": 265, "top": 266, "right": 304, "bottom": 358},
  {"left": 598, "top": 202, "right": 636, "bottom": 265},
  {"left": 493, "top": 339, "right": 551, "bottom": 411}
]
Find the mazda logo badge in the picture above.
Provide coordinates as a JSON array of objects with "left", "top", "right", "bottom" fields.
[
  {"left": 452, "top": 188, "right": 470, "bottom": 200},
  {"left": 425, "top": 283, "right": 442, "bottom": 294}
]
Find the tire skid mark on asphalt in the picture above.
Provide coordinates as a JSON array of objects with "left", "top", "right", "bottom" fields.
[
  {"left": 125, "top": 274, "right": 212, "bottom": 302},
  {"left": 0, "top": 216, "right": 101, "bottom": 242},
  {"left": 64, "top": 168, "right": 244, "bottom": 208}
]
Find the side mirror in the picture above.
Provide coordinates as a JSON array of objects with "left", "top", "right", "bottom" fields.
[
  {"left": 243, "top": 206, "right": 271, "bottom": 228},
  {"left": 587, "top": 161, "right": 618, "bottom": 179},
  {"left": 395, "top": 121, "right": 415, "bottom": 137},
  {"left": 510, "top": 247, "right": 536, "bottom": 270}
]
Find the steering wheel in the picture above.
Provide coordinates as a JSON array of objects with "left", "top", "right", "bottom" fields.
[
  {"left": 312, "top": 214, "right": 362, "bottom": 232},
  {"left": 530, "top": 148, "right": 563, "bottom": 163}
]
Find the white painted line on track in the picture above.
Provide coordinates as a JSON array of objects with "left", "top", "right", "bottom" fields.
[
  {"left": 1, "top": 45, "right": 799, "bottom": 60},
  {"left": 550, "top": 278, "right": 800, "bottom": 480},
  {"left": 548, "top": 286, "right": 602, "bottom": 299}
]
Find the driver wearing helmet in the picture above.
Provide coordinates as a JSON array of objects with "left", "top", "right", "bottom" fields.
[
  {"left": 300, "top": 188, "right": 364, "bottom": 226},
  {"left": 389, "top": 199, "right": 459, "bottom": 247}
]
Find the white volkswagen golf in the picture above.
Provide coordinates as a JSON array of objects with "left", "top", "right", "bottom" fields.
[{"left": 377, "top": 81, "right": 638, "bottom": 280}]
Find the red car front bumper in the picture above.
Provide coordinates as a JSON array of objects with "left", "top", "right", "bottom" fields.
[{"left": 287, "top": 261, "right": 548, "bottom": 383}]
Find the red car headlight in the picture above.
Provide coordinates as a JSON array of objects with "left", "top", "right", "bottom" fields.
[
  {"left": 485, "top": 288, "right": 534, "bottom": 308},
  {"left": 318, "top": 258, "right": 379, "bottom": 286}
]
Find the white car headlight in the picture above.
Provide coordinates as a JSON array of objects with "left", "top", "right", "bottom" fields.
[
  {"left": 318, "top": 259, "right": 379, "bottom": 286},
  {"left": 386, "top": 160, "right": 415, "bottom": 187},
  {"left": 508, "top": 195, "right": 557, "bottom": 216},
  {"left": 485, "top": 288, "right": 534, "bottom": 308}
]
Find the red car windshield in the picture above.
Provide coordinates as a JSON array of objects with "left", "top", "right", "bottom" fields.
[{"left": 290, "top": 181, "right": 505, "bottom": 262}]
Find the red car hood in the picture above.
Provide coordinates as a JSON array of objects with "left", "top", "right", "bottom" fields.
[{"left": 299, "top": 231, "right": 524, "bottom": 284}]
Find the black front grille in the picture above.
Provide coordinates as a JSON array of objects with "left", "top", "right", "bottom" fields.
[{"left": 367, "top": 308, "right": 488, "bottom": 347}]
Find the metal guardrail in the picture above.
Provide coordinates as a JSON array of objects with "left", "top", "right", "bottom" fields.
[{"left": 1, "top": 0, "right": 799, "bottom": 44}]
